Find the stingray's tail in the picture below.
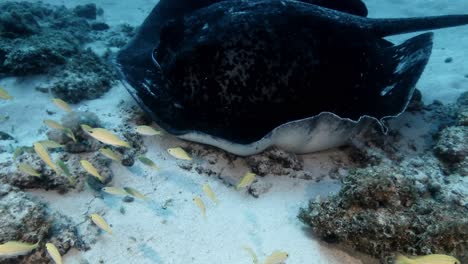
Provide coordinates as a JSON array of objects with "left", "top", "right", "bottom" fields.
[{"left": 369, "top": 14, "right": 468, "bottom": 37}]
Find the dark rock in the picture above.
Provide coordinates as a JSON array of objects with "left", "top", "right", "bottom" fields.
[
  {"left": 91, "top": 22, "right": 109, "bottom": 31},
  {"left": 0, "top": 32, "right": 79, "bottom": 75},
  {"left": 457, "top": 91, "right": 468, "bottom": 107},
  {"left": 122, "top": 196, "right": 134, "bottom": 203},
  {"left": 0, "top": 7, "right": 41, "bottom": 38},
  {"left": 406, "top": 88, "right": 424, "bottom": 112},
  {"left": 434, "top": 126, "right": 467, "bottom": 163},
  {"left": 73, "top": 4, "right": 97, "bottom": 20},
  {"left": 0, "top": 131, "right": 14, "bottom": 140},
  {"left": 444, "top": 57, "right": 453, "bottom": 63}
]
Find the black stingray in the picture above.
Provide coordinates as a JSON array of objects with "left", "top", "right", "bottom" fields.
[{"left": 116, "top": 0, "right": 468, "bottom": 154}]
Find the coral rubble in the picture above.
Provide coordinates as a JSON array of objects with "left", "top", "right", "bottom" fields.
[
  {"left": 0, "top": 184, "right": 83, "bottom": 264},
  {"left": 0, "top": 1, "right": 118, "bottom": 103},
  {"left": 298, "top": 166, "right": 468, "bottom": 263}
]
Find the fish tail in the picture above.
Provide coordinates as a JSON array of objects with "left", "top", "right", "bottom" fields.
[
  {"left": 395, "top": 254, "right": 414, "bottom": 264},
  {"left": 369, "top": 14, "right": 468, "bottom": 37}
]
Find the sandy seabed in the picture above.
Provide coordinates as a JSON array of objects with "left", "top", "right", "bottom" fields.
[{"left": 0, "top": 0, "right": 467, "bottom": 263}]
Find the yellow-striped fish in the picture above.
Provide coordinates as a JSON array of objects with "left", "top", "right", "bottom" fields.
[
  {"left": 0, "top": 241, "right": 38, "bottom": 257},
  {"left": 43, "top": 119, "right": 65, "bottom": 130},
  {"left": 90, "top": 213, "right": 113, "bottom": 235},
  {"left": 63, "top": 128, "right": 77, "bottom": 142},
  {"left": 33, "top": 142, "right": 59, "bottom": 174},
  {"left": 167, "top": 147, "right": 192, "bottom": 161},
  {"left": 138, "top": 156, "right": 159, "bottom": 171},
  {"left": 56, "top": 160, "right": 71, "bottom": 177},
  {"left": 395, "top": 253, "right": 460, "bottom": 264},
  {"left": 193, "top": 196, "right": 206, "bottom": 220},
  {"left": 80, "top": 160, "right": 105, "bottom": 182},
  {"left": 102, "top": 187, "right": 129, "bottom": 196},
  {"left": 13, "top": 147, "right": 24, "bottom": 160},
  {"left": 243, "top": 246, "right": 259, "bottom": 264},
  {"left": 202, "top": 183, "right": 219, "bottom": 205},
  {"left": 56, "top": 160, "right": 75, "bottom": 185},
  {"left": 86, "top": 128, "right": 130, "bottom": 148},
  {"left": 0, "top": 87, "right": 13, "bottom": 100},
  {"left": 99, "top": 148, "right": 122, "bottom": 162},
  {"left": 38, "top": 140, "right": 64, "bottom": 149},
  {"left": 263, "top": 250, "right": 289, "bottom": 264},
  {"left": 52, "top": 98, "right": 72, "bottom": 112},
  {"left": 135, "top": 125, "right": 162, "bottom": 136},
  {"left": 45, "top": 243, "right": 62, "bottom": 264},
  {"left": 80, "top": 124, "right": 93, "bottom": 133},
  {"left": 18, "top": 163, "right": 41, "bottom": 177},
  {"left": 123, "top": 187, "right": 148, "bottom": 200},
  {"left": 236, "top": 172, "right": 256, "bottom": 189}
]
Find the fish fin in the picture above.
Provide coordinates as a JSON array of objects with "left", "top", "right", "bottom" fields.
[
  {"left": 301, "top": 0, "right": 368, "bottom": 17},
  {"left": 370, "top": 14, "right": 468, "bottom": 37},
  {"left": 343, "top": 32, "right": 432, "bottom": 120}
]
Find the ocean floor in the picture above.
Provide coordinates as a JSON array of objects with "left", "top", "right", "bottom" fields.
[{"left": 0, "top": 1, "right": 467, "bottom": 264}]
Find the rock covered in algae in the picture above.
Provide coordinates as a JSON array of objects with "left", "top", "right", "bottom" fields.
[
  {"left": 434, "top": 126, "right": 468, "bottom": 163},
  {"left": 43, "top": 49, "right": 116, "bottom": 103},
  {"left": 0, "top": 184, "right": 84, "bottom": 264},
  {"left": 0, "top": 1, "right": 89, "bottom": 74},
  {"left": 433, "top": 91, "right": 468, "bottom": 176},
  {"left": 0, "top": 1, "right": 116, "bottom": 103},
  {"left": 0, "top": 152, "right": 71, "bottom": 193},
  {"left": 298, "top": 165, "right": 468, "bottom": 263}
]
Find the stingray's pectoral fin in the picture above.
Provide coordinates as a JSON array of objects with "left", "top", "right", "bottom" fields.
[{"left": 366, "top": 32, "right": 433, "bottom": 118}]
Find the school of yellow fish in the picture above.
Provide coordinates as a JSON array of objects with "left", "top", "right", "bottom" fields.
[{"left": 3, "top": 93, "right": 459, "bottom": 264}]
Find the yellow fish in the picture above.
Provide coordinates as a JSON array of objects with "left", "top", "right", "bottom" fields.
[
  {"left": 33, "top": 142, "right": 59, "bottom": 174},
  {"left": 102, "top": 187, "right": 129, "bottom": 196},
  {"left": 167, "top": 147, "right": 192, "bottom": 161},
  {"left": 0, "top": 87, "right": 13, "bottom": 100},
  {"left": 43, "top": 119, "right": 65, "bottom": 130},
  {"left": 395, "top": 253, "right": 460, "bottom": 264},
  {"left": 263, "top": 250, "right": 289, "bottom": 264},
  {"left": 123, "top": 187, "right": 148, "bottom": 200},
  {"left": 13, "top": 147, "right": 24, "bottom": 160},
  {"left": 99, "top": 148, "right": 122, "bottom": 162},
  {"left": 80, "top": 160, "right": 105, "bottom": 182},
  {"left": 63, "top": 128, "right": 77, "bottom": 142},
  {"left": 52, "top": 98, "right": 72, "bottom": 112},
  {"left": 135, "top": 125, "right": 162, "bottom": 136},
  {"left": 80, "top": 124, "right": 93, "bottom": 133},
  {"left": 236, "top": 172, "right": 256, "bottom": 189},
  {"left": 45, "top": 243, "right": 62, "bottom": 264},
  {"left": 56, "top": 160, "right": 75, "bottom": 185},
  {"left": 18, "top": 163, "right": 41, "bottom": 177},
  {"left": 38, "top": 140, "right": 63, "bottom": 149},
  {"left": 138, "top": 156, "right": 159, "bottom": 171},
  {"left": 243, "top": 246, "right": 259, "bottom": 264},
  {"left": 193, "top": 196, "right": 206, "bottom": 220},
  {"left": 202, "top": 183, "right": 219, "bottom": 205},
  {"left": 56, "top": 160, "right": 71, "bottom": 177},
  {"left": 0, "top": 241, "right": 38, "bottom": 257},
  {"left": 86, "top": 127, "right": 130, "bottom": 148},
  {"left": 90, "top": 213, "right": 113, "bottom": 235}
]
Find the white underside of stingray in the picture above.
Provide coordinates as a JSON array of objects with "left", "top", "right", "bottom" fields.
[{"left": 178, "top": 112, "right": 380, "bottom": 156}]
